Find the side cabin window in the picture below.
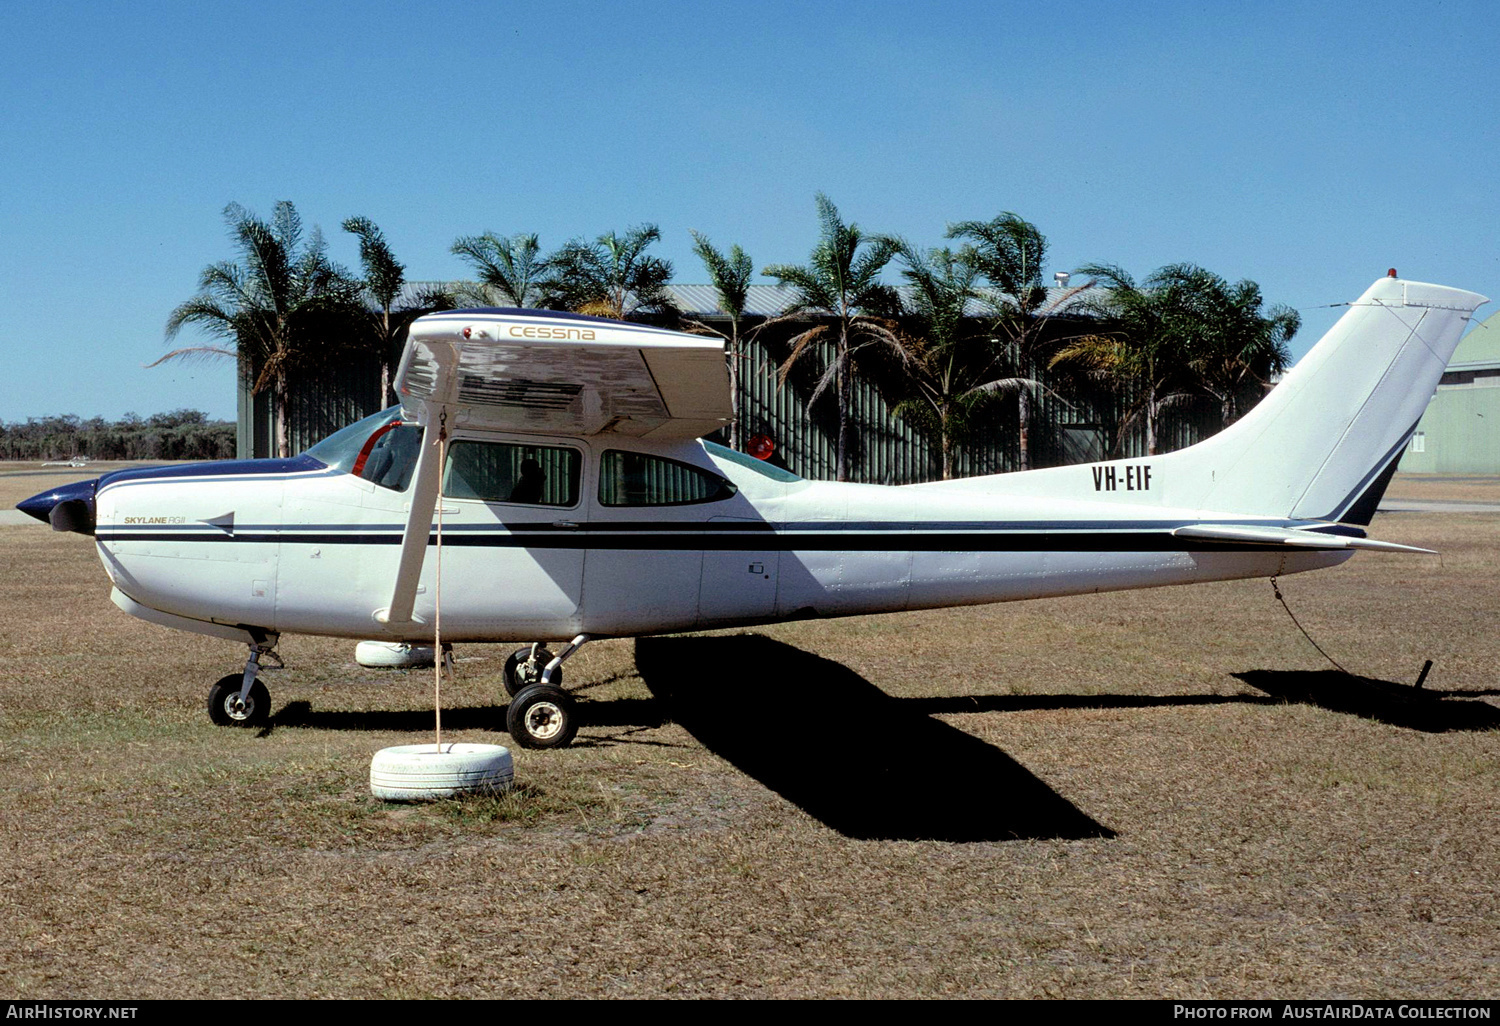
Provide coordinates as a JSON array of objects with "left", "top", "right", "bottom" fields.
[
  {"left": 443, "top": 440, "right": 581, "bottom": 507},
  {"left": 598, "top": 450, "right": 737, "bottom": 507}
]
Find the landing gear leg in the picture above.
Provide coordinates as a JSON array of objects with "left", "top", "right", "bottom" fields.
[
  {"left": 539, "top": 634, "right": 591, "bottom": 687},
  {"left": 505, "top": 634, "right": 592, "bottom": 749},
  {"left": 504, "top": 643, "right": 555, "bottom": 697}
]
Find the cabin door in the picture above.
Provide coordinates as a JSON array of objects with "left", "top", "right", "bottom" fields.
[{"left": 435, "top": 435, "right": 588, "bottom": 638}]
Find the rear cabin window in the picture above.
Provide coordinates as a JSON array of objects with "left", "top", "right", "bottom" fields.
[
  {"left": 443, "top": 441, "right": 581, "bottom": 507},
  {"left": 598, "top": 450, "right": 737, "bottom": 507},
  {"left": 701, "top": 440, "right": 803, "bottom": 483}
]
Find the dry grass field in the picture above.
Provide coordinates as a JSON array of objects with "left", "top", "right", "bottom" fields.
[
  {"left": 1385, "top": 474, "right": 1500, "bottom": 504},
  {"left": 1, "top": 464, "right": 1497, "bottom": 999}
]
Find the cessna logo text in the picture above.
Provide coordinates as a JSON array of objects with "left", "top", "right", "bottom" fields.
[{"left": 508, "top": 326, "right": 597, "bottom": 341}]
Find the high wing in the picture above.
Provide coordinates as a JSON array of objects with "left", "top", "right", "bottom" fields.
[
  {"left": 394, "top": 308, "right": 731, "bottom": 440},
  {"left": 381, "top": 308, "right": 731, "bottom": 626}
]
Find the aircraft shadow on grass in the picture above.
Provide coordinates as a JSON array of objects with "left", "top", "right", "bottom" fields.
[
  {"left": 265, "top": 637, "right": 1114, "bottom": 842},
  {"left": 263, "top": 642, "right": 1496, "bottom": 835},
  {"left": 1233, "top": 669, "right": 1500, "bottom": 733},
  {"left": 263, "top": 697, "right": 668, "bottom": 736},
  {"left": 633, "top": 634, "right": 1115, "bottom": 844}
]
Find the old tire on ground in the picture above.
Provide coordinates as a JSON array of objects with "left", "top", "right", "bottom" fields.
[
  {"left": 502, "top": 647, "right": 559, "bottom": 697},
  {"left": 370, "top": 743, "right": 514, "bottom": 801},
  {"left": 506, "top": 684, "right": 577, "bottom": 749},
  {"left": 356, "top": 641, "right": 436, "bottom": 668},
  {"left": 207, "top": 673, "right": 271, "bottom": 728}
]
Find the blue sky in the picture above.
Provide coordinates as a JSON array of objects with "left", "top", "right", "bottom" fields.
[{"left": 1, "top": 0, "right": 1495, "bottom": 423}]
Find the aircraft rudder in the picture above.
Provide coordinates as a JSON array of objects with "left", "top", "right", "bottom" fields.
[{"left": 1176, "top": 276, "right": 1486, "bottom": 520}]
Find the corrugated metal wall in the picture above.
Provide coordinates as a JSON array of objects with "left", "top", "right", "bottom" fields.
[
  {"left": 238, "top": 318, "right": 1230, "bottom": 478},
  {"left": 238, "top": 352, "right": 385, "bottom": 458},
  {"left": 733, "top": 318, "right": 1228, "bottom": 483}
]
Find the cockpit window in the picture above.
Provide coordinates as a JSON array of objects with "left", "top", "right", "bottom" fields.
[
  {"left": 355, "top": 422, "right": 422, "bottom": 491},
  {"left": 305, "top": 408, "right": 397, "bottom": 472},
  {"left": 304, "top": 407, "right": 421, "bottom": 491}
]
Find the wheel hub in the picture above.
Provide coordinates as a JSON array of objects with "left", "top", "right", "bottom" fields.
[{"left": 524, "top": 702, "right": 563, "bottom": 740}]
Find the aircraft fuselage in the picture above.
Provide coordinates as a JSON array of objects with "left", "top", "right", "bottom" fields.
[{"left": 86, "top": 428, "right": 1347, "bottom": 645}]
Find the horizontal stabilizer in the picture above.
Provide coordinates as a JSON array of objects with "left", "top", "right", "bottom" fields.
[{"left": 1171, "top": 524, "right": 1434, "bottom": 555}]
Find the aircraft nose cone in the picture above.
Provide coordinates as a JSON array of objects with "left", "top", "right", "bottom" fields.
[{"left": 17, "top": 478, "right": 98, "bottom": 535}]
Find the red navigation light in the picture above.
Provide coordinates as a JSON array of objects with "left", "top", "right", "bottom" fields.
[
  {"left": 1387, "top": 268, "right": 1398, "bottom": 278},
  {"left": 747, "top": 434, "right": 775, "bottom": 461}
]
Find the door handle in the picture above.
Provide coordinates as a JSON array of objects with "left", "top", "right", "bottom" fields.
[{"left": 552, "top": 521, "right": 583, "bottom": 529}]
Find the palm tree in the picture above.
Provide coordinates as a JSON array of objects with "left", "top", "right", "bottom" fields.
[
  {"left": 684, "top": 230, "right": 755, "bottom": 450},
  {"left": 1053, "top": 263, "right": 1294, "bottom": 456},
  {"left": 886, "top": 241, "right": 1038, "bottom": 480},
  {"left": 542, "top": 224, "right": 674, "bottom": 319},
  {"left": 344, "top": 216, "right": 453, "bottom": 405},
  {"left": 450, "top": 232, "right": 549, "bottom": 308},
  {"left": 1183, "top": 274, "right": 1298, "bottom": 427},
  {"left": 764, "top": 194, "right": 901, "bottom": 482},
  {"left": 946, "top": 212, "right": 1067, "bottom": 472},
  {"left": 155, "top": 201, "right": 363, "bottom": 458},
  {"left": 1050, "top": 263, "right": 1182, "bottom": 457}
]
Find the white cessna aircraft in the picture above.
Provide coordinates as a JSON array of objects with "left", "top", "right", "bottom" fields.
[{"left": 19, "top": 274, "right": 1487, "bottom": 748}]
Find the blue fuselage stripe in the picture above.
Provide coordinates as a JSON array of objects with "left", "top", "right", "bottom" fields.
[{"left": 95, "top": 525, "right": 1314, "bottom": 553}]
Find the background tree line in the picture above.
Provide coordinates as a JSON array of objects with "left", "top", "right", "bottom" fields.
[
  {"left": 157, "top": 198, "right": 1299, "bottom": 477},
  {"left": 0, "top": 410, "right": 234, "bottom": 462}
]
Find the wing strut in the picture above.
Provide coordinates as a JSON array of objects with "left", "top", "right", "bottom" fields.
[{"left": 376, "top": 401, "right": 446, "bottom": 626}]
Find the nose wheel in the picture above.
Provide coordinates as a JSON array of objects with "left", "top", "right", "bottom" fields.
[
  {"left": 207, "top": 673, "right": 270, "bottom": 727},
  {"left": 206, "top": 635, "right": 279, "bottom": 728}
]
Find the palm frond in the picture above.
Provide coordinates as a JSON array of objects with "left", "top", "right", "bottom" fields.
[
  {"left": 165, "top": 298, "right": 236, "bottom": 341},
  {"left": 343, "top": 215, "right": 405, "bottom": 310},
  {"left": 777, "top": 325, "right": 830, "bottom": 385},
  {"left": 678, "top": 317, "right": 729, "bottom": 342},
  {"left": 804, "top": 353, "right": 842, "bottom": 409},
  {"left": 144, "top": 345, "right": 236, "bottom": 368},
  {"left": 690, "top": 230, "right": 752, "bottom": 321}
]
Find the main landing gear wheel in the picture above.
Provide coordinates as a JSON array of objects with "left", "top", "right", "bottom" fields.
[
  {"left": 503, "top": 647, "right": 558, "bottom": 698},
  {"left": 506, "top": 685, "right": 577, "bottom": 749},
  {"left": 207, "top": 673, "right": 270, "bottom": 728}
]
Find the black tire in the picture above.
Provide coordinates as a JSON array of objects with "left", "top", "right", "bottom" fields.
[
  {"left": 502, "top": 647, "right": 559, "bottom": 698},
  {"left": 207, "top": 673, "right": 271, "bottom": 728},
  {"left": 506, "top": 684, "right": 577, "bottom": 749}
]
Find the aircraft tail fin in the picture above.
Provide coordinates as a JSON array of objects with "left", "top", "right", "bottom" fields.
[{"left": 1155, "top": 276, "right": 1486, "bottom": 521}]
